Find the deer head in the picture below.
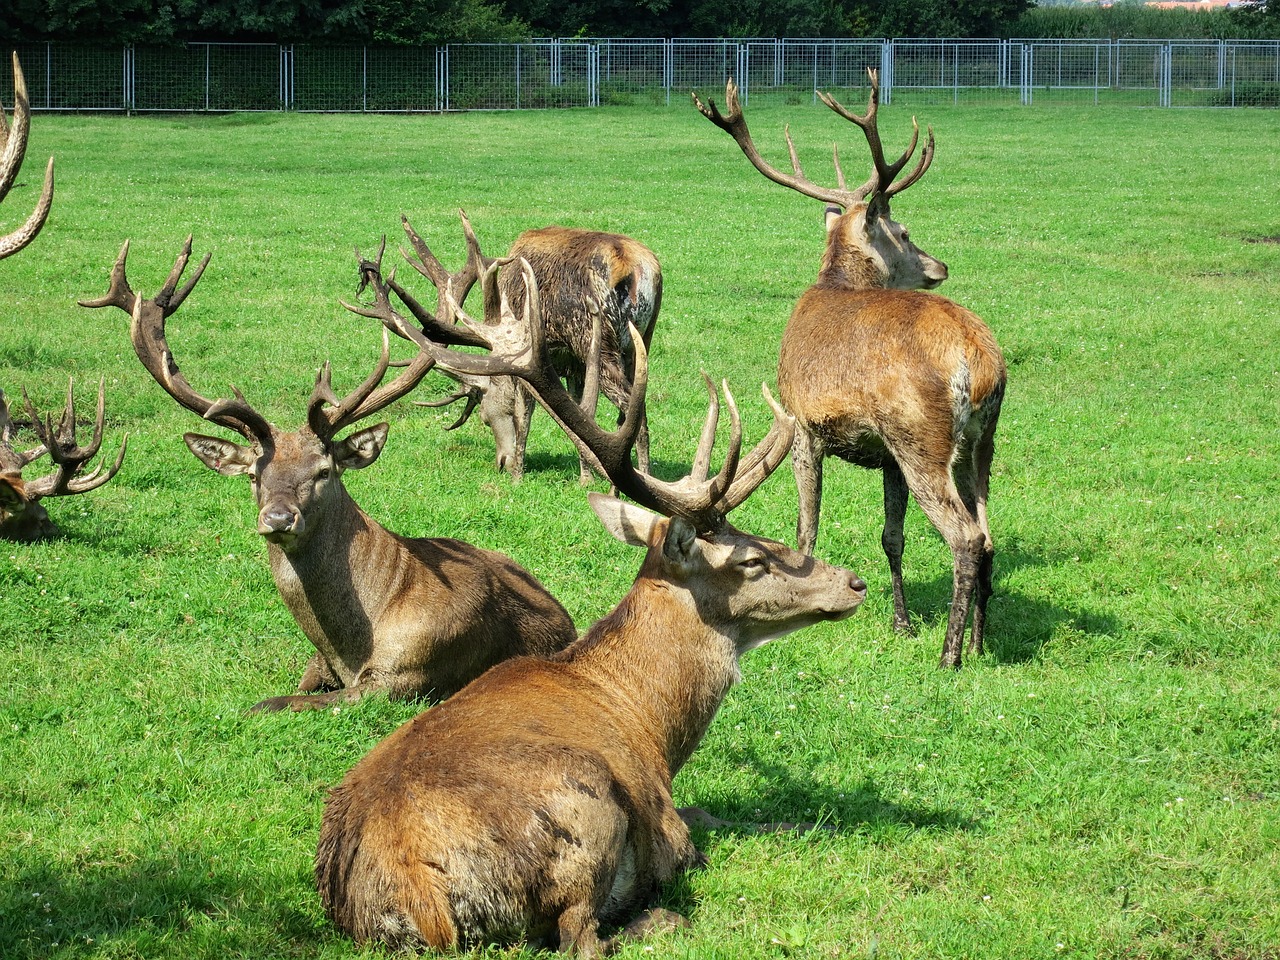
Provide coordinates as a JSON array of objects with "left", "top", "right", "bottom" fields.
[
  {"left": 80, "top": 237, "right": 437, "bottom": 552},
  {"left": 1, "top": 52, "right": 55, "bottom": 260},
  {"left": 0, "top": 382, "right": 128, "bottom": 541},
  {"left": 693, "top": 69, "right": 947, "bottom": 292}
]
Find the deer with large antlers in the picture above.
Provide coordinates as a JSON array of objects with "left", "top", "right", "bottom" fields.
[
  {"left": 0, "top": 53, "right": 123, "bottom": 540},
  {"left": 80, "top": 238, "right": 576, "bottom": 712},
  {"left": 317, "top": 255, "right": 867, "bottom": 954},
  {"left": 0, "top": 383, "right": 127, "bottom": 541},
  {"left": 390, "top": 211, "right": 661, "bottom": 483},
  {"left": 694, "top": 70, "right": 1006, "bottom": 670}
]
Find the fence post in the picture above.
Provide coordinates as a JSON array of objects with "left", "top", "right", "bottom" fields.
[
  {"left": 124, "top": 45, "right": 135, "bottom": 112},
  {"left": 663, "top": 38, "right": 673, "bottom": 106},
  {"left": 1021, "top": 43, "right": 1033, "bottom": 105},
  {"left": 590, "top": 44, "right": 600, "bottom": 107},
  {"left": 881, "top": 40, "right": 893, "bottom": 104},
  {"left": 736, "top": 42, "right": 749, "bottom": 100}
]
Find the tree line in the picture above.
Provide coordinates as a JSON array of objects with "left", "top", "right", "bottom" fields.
[{"left": 1, "top": 0, "right": 1274, "bottom": 45}]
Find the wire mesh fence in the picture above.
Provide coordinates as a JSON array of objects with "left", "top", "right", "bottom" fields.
[{"left": 7, "top": 39, "right": 1280, "bottom": 112}]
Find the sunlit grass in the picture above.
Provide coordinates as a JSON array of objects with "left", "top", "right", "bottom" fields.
[{"left": 1, "top": 101, "right": 1279, "bottom": 958}]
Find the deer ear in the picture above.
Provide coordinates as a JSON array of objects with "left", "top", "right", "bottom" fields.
[
  {"left": 0, "top": 474, "right": 26, "bottom": 509},
  {"left": 824, "top": 204, "right": 844, "bottom": 233},
  {"left": 184, "top": 433, "right": 255, "bottom": 477},
  {"left": 661, "top": 514, "right": 699, "bottom": 565},
  {"left": 863, "top": 192, "right": 889, "bottom": 227},
  {"left": 333, "top": 422, "right": 389, "bottom": 471},
  {"left": 588, "top": 491, "right": 660, "bottom": 547}
]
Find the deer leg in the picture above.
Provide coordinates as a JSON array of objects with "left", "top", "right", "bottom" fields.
[
  {"left": 897, "top": 462, "right": 984, "bottom": 670},
  {"left": 555, "top": 901, "right": 607, "bottom": 957},
  {"left": 792, "top": 426, "right": 824, "bottom": 555},
  {"left": 881, "top": 460, "right": 913, "bottom": 636},
  {"left": 513, "top": 382, "right": 534, "bottom": 484},
  {"left": 968, "top": 422, "right": 998, "bottom": 657},
  {"left": 296, "top": 653, "right": 340, "bottom": 694}
]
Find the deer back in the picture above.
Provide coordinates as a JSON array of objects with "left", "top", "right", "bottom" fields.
[
  {"left": 779, "top": 287, "right": 1005, "bottom": 463},
  {"left": 501, "top": 228, "right": 662, "bottom": 373}
]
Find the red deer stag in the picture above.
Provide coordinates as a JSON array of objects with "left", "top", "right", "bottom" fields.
[
  {"left": 316, "top": 258, "right": 868, "bottom": 955},
  {"left": 694, "top": 71, "right": 1006, "bottom": 670},
  {"left": 394, "top": 211, "right": 661, "bottom": 483},
  {"left": 0, "top": 383, "right": 127, "bottom": 541},
  {"left": 1, "top": 52, "right": 54, "bottom": 261},
  {"left": 0, "top": 53, "right": 122, "bottom": 540},
  {"left": 80, "top": 238, "right": 576, "bottom": 712}
]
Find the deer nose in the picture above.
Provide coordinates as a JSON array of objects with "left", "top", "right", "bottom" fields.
[
  {"left": 258, "top": 505, "right": 302, "bottom": 540},
  {"left": 849, "top": 575, "right": 868, "bottom": 597}
]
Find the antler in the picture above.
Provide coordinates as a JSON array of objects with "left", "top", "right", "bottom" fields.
[
  {"left": 302, "top": 243, "right": 442, "bottom": 441},
  {"left": 692, "top": 68, "right": 934, "bottom": 211},
  {"left": 78, "top": 236, "right": 275, "bottom": 442},
  {"left": 406, "top": 257, "right": 795, "bottom": 531},
  {"left": 0, "top": 388, "right": 45, "bottom": 470},
  {"left": 0, "top": 52, "right": 55, "bottom": 260},
  {"left": 21, "top": 379, "right": 128, "bottom": 499},
  {"left": 400, "top": 209, "right": 492, "bottom": 325}
]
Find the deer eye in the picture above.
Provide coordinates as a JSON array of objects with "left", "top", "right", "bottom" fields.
[
  {"left": 316, "top": 467, "right": 331, "bottom": 482},
  {"left": 740, "top": 555, "right": 767, "bottom": 575}
]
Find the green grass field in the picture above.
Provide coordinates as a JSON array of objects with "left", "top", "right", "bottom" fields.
[{"left": 1, "top": 99, "right": 1278, "bottom": 959}]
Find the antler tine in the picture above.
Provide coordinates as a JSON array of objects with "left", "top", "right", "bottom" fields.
[
  {"left": 344, "top": 241, "right": 488, "bottom": 350},
  {"left": 21, "top": 379, "right": 129, "bottom": 499},
  {"left": 0, "top": 388, "right": 45, "bottom": 466},
  {"left": 309, "top": 320, "right": 439, "bottom": 439},
  {"left": 715, "top": 383, "right": 796, "bottom": 515},
  {"left": 693, "top": 77, "right": 861, "bottom": 210},
  {"left": 414, "top": 383, "right": 482, "bottom": 432},
  {"left": 818, "top": 68, "right": 935, "bottom": 204},
  {"left": 0, "top": 54, "right": 54, "bottom": 261}
]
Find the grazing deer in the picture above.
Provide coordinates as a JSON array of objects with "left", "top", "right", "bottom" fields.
[
  {"left": 1, "top": 52, "right": 54, "bottom": 261},
  {"left": 80, "top": 238, "right": 576, "bottom": 712},
  {"left": 393, "top": 211, "right": 662, "bottom": 483},
  {"left": 694, "top": 71, "right": 1006, "bottom": 670},
  {"left": 0, "top": 382, "right": 127, "bottom": 541},
  {"left": 315, "top": 258, "right": 868, "bottom": 955}
]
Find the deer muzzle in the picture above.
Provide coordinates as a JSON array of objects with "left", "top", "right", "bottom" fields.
[{"left": 258, "top": 502, "right": 304, "bottom": 546}]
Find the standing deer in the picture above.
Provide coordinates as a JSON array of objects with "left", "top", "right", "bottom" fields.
[
  {"left": 694, "top": 71, "right": 1006, "bottom": 670},
  {"left": 0, "top": 53, "right": 122, "bottom": 540},
  {"left": 80, "top": 238, "right": 576, "bottom": 712},
  {"left": 315, "top": 258, "right": 867, "bottom": 955},
  {"left": 1, "top": 52, "right": 54, "bottom": 261},
  {"left": 395, "top": 211, "right": 661, "bottom": 483},
  {"left": 0, "top": 383, "right": 127, "bottom": 541}
]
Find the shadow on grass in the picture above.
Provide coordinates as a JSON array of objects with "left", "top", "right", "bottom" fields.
[
  {"left": 0, "top": 852, "right": 328, "bottom": 959},
  {"left": 867, "top": 535, "right": 1123, "bottom": 665},
  {"left": 683, "top": 746, "right": 978, "bottom": 841}
]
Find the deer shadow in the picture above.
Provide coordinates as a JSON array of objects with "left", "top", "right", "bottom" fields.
[
  {"left": 855, "top": 535, "right": 1122, "bottom": 665},
  {"left": 0, "top": 852, "right": 328, "bottom": 959}
]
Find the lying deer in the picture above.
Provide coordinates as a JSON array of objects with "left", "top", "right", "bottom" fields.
[
  {"left": 80, "top": 238, "right": 576, "bottom": 711},
  {"left": 1, "top": 52, "right": 54, "bottom": 261},
  {"left": 694, "top": 70, "right": 1006, "bottom": 670},
  {"left": 0, "top": 53, "right": 122, "bottom": 540},
  {"left": 0, "top": 383, "right": 127, "bottom": 541},
  {"left": 392, "top": 211, "right": 661, "bottom": 483},
  {"left": 316, "top": 257, "right": 868, "bottom": 955}
]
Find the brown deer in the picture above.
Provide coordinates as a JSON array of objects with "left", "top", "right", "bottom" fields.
[
  {"left": 694, "top": 71, "right": 1006, "bottom": 670},
  {"left": 0, "top": 53, "right": 122, "bottom": 540},
  {"left": 315, "top": 258, "right": 867, "bottom": 955},
  {"left": 394, "top": 211, "right": 661, "bottom": 483},
  {"left": 1, "top": 52, "right": 54, "bottom": 261},
  {"left": 80, "top": 238, "right": 576, "bottom": 712},
  {"left": 0, "top": 382, "right": 127, "bottom": 541}
]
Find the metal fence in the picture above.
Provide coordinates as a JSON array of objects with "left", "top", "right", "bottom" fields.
[{"left": 9, "top": 38, "right": 1280, "bottom": 112}]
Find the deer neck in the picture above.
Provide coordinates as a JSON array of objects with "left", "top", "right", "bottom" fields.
[
  {"left": 815, "top": 237, "right": 886, "bottom": 291},
  {"left": 263, "top": 481, "right": 401, "bottom": 684},
  {"left": 572, "top": 575, "right": 741, "bottom": 780}
]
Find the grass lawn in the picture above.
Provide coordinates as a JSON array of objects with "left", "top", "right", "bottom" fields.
[{"left": 1, "top": 98, "right": 1278, "bottom": 959}]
